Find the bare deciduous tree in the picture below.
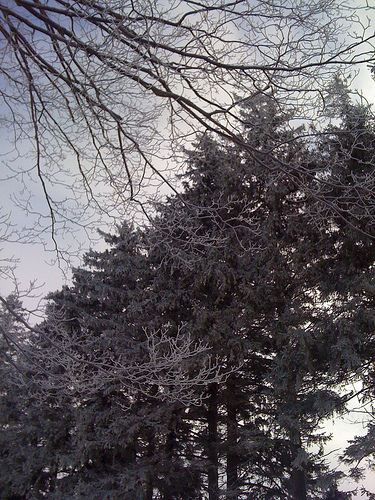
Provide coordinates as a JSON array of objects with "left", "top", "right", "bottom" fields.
[{"left": 0, "top": 0, "right": 374, "bottom": 255}]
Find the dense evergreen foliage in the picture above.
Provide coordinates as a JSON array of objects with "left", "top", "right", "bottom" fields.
[{"left": 1, "top": 91, "right": 375, "bottom": 499}]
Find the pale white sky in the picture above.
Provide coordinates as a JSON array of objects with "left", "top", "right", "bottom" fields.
[{"left": 325, "top": 389, "right": 374, "bottom": 497}]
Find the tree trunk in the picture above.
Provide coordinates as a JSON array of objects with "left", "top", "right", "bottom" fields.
[
  {"left": 226, "top": 377, "right": 238, "bottom": 500},
  {"left": 291, "top": 466, "right": 307, "bottom": 500},
  {"left": 288, "top": 384, "right": 307, "bottom": 500},
  {"left": 145, "top": 430, "right": 155, "bottom": 500},
  {"left": 290, "top": 430, "right": 307, "bottom": 500},
  {"left": 161, "top": 411, "right": 176, "bottom": 500},
  {"left": 207, "top": 383, "right": 219, "bottom": 500}
]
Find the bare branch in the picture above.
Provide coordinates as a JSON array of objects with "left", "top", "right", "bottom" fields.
[
  {"left": 0, "top": 0, "right": 374, "bottom": 254},
  {"left": 0, "top": 293, "right": 225, "bottom": 406}
]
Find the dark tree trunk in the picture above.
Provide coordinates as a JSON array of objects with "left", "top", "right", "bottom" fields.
[
  {"left": 288, "top": 383, "right": 307, "bottom": 500},
  {"left": 161, "top": 411, "right": 176, "bottom": 500},
  {"left": 290, "top": 431, "right": 307, "bottom": 500},
  {"left": 145, "top": 430, "right": 155, "bottom": 500},
  {"left": 207, "top": 383, "right": 219, "bottom": 500},
  {"left": 291, "top": 466, "right": 307, "bottom": 500},
  {"left": 226, "top": 377, "right": 239, "bottom": 500}
]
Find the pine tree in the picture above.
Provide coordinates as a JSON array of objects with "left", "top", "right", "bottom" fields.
[
  {"left": 147, "top": 93, "right": 352, "bottom": 499},
  {"left": 319, "top": 89, "right": 375, "bottom": 492},
  {"left": 148, "top": 133, "right": 263, "bottom": 498},
  {"left": 37, "top": 223, "right": 205, "bottom": 499},
  {"left": 38, "top": 224, "right": 159, "bottom": 498},
  {"left": 0, "top": 296, "right": 73, "bottom": 499}
]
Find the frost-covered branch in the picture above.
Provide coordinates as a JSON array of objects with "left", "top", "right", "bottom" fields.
[
  {"left": 0, "top": 0, "right": 375, "bottom": 252},
  {"left": 0, "top": 294, "right": 224, "bottom": 405}
]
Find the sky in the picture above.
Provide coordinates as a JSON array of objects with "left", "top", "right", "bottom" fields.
[{"left": 325, "top": 390, "right": 374, "bottom": 497}]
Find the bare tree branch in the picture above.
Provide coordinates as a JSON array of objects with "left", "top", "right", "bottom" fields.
[
  {"left": 0, "top": 293, "right": 225, "bottom": 406},
  {"left": 0, "top": 0, "right": 374, "bottom": 254}
]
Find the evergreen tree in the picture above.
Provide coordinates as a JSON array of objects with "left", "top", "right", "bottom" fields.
[
  {"left": 0, "top": 296, "right": 73, "bottom": 499},
  {"left": 38, "top": 224, "right": 160, "bottom": 498},
  {"left": 146, "top": 94, "right": 353, "bottom": 499},
  {"left": 319, "top": 89, "right": 375, "bottom": 493},
  {"left": 36, "top": 223, "right": 204, "bottom": 499},
  {"left": 4, "top": 88, "right": 375, "bottom": 500}
]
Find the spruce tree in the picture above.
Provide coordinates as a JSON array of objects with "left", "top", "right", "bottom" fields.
[
  {"left": 319, "top": 88, "right": 375, "bottom": 493},
  {"left": 5, "top": 88, "right": 375, "bottom": 500},
  {"left": 147, "top": 94, "right": 351, "bottom": 499},
  {"left": 37, "top": 223, "right": 204, "bottom": 499},
  {"left": 39, "top": 224, "right": 161, "bottom": 498},
  {"left": 0, "top": 296, "right": 73, "bottom": 499}
]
